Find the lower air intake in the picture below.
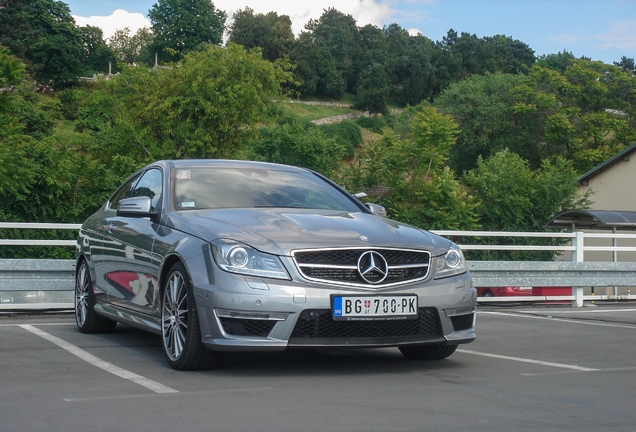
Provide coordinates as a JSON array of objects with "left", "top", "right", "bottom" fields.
[
  {"left": 289, "top": 307, "right": 442, "bottom": 344},
  {"left": 219, "top": 318, "right": 276, "bottom": 337}
]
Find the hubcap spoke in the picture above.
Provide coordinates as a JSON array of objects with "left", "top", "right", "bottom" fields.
[
  {"left": 75, "top": 265, "right": 88, "bottom": 326},
  {"left": 162, "top": 270, "right": 189, "bottom": 361}
]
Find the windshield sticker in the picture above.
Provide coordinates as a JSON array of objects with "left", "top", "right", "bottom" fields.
[
  {"left": 181, "top": 202, "right": 195, "bottom": 208},
  {"left": 177, "top": 170, "right": 191, "bottom": 180}
]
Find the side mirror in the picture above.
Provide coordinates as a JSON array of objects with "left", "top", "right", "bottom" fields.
[
  {"left": 117, "top": 196, "right": 153, "bottom": 217},
  {"left": 366, "top": 203, "right": 387, "bottom": 217}
]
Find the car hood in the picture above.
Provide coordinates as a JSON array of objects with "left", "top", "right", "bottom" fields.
[{"left": 166, "top": 208, "right": 450, "bottom": 256}]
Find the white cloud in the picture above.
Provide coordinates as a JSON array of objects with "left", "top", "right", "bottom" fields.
[
  {"left": 547, "top": 20, "right": 636, "bottom": 53},
  {"left": 215, "top": 1, "right": 394, "bottom": 34},
  {"left": 408, "top": 28, "right": 422, "bottom": 36},
  {"left": 73, "top": 9, "right": 151, "bottom": 40},
  {"left": 546, "top": 33, "right": 586, "bottom": 45},
  {"left": 72, "top": 1, "right": 401, "bottom": 41},
  {"left": 593, "top": 20, "right": 636, "bottom": 50}
]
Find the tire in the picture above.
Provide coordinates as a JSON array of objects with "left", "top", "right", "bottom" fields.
[
  {"left": 399, "top": 344, "right": 458, "bottom": 361},
  {"left": 75, "top": 260, "right": 117, "bottom": 333},
  {"left": 482, "top": 290, "right": 494, "bottom": 298},
  {"left": 161, "top": 262, "right": 219, "bottom": 370}
]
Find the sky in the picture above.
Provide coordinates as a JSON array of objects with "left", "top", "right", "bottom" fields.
[{"left": 67, "top": 0, "right": 636, "bottom": 65}]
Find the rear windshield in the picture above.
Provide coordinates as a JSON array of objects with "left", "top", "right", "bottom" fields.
[{"left": 172, "top": 167, "right": 362, "bottom": 212}]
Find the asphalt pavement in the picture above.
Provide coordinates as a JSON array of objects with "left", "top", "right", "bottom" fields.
[{"left": 1, "top": 303, "right": 635, "bottom": 432}]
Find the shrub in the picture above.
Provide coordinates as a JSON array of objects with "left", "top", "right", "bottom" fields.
[
  {"left": 318, "top": 121, "right": 362, "bottom": 158},
  {"left": 355, "top": 116, "right": 386, "bottom": 134}
]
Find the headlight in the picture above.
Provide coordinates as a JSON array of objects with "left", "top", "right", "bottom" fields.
[
  {"left": 211, "top": 240, "right": 290, "bottom": 280},
  {"left": 435, "top": 242, "right": 467, "bottom": 279}
]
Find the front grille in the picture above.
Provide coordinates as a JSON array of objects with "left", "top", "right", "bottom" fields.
[
  {"left": 289, "top": 307, "right": 442, "bottom": 344},
  {"left": 292, "top": 248, "right": 430, "bottom": 287},
  {"left": 450, "top": 313, "right": 474, "bottom": 332},
  {"left": 219, "top": 318, "right": 276, "bottom": 337}
]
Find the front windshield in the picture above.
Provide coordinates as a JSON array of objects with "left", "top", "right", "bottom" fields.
[{"left": 172, "top": 166, "right": 363, "bottom": 212}]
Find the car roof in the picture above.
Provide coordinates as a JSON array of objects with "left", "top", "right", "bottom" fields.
[{"left": 155, "top": 159, "right": 309, "bottom": 172}]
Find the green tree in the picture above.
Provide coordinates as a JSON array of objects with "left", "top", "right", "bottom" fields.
[
  {"left": 244, "top": 118, "right": 348, "bottom": 176},
  {"left": 429, "top": 30, "right": 463, "bottom": 97},
  {"left": 305, "top": 8, "right": 361, "bottom": 91},
  {"left": 434, "top": 73, "right": 530, "bottom": 173},
  {"left": 78, "top": 25, "right": 117, "bottom": 75},
  {"left": 358, "top": 24, "right": 388, "bottom": 68},
  {"left": 400, "top": 35, "right": 435, "bottom": 105},
  {"left": 227, "top": 7, "right": 294, "bottom": 62},
  {"left": 614, "top": 56, "right": 635, "bottom": 73},
  {"left": 482, "top": 34, "right": 535, "bottom": 74},
  {"left": 290, "top": 32, "right": 345, "bottom": 98},
  {"left": 77, "top": 44, "right": 290, "bottom": 163},
  {"left": 512, "top": 60, "right": 636, "bottom": 172},
  {"left": 427, "top": 29, "right": 534, "bottom": 100},
  {"left": 1, "top": 45, "right": 60, "bottom": 140},
  {"left": 318, "top": 121, "right": 362, "bottom": 158},
  {"left": 337, "top": 106, "right": 479, "bottom": 230},
  {"left": 0, "top": 44, "right": 25, "bottom": 90},
  {"left": 0, "top": 46, "right": 33, "bottom": 202},
  {"left": 107, "top": 27, "right": 154, "bottom": 65},
  {"left": 12, "top": 84, "right": 61, "bottom": 138},
  {"left": 0, "top": 48, "right": 119, "bottom": 226},
  {"left": 463, "top": 150, "right": 590, "bottom": 260},
  {"left": 0, "top": 47, "right": 141, "bottom": 258},
  {"left": 382, "top": 25, "right": 435, "bottom": 106},
  {"left": 435, "top": 60, "right": 636, "bottom": 175},
  {"left": 452, "top": 31, "right": 484, "bottom": 77},
  {"left": 148, "top": 0, "right": 226, "bottom": 63},
  {"left": 536, "top": 50, "right": 576, "bottom": 73},
  {"left": 356, "top": 63, "right": 391, "bottom": 114},
  {"left": 0, "top": 0, "right": 83, "bottom": 87}
]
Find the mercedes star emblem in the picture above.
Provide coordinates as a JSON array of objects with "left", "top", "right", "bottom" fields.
[{"left": 357, "top": 251, "right": 389, "bottom": 284}]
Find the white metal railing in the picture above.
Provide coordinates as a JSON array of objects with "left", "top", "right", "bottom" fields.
[
  {"left": 0, "top": 222, "right": 81, "bottom": 246},
  {"left": 432, "top": 230, "right": 636, "bottom": 253},
  {"left": 2, "top": 224, "right": 636, "bottom": 254},
  {"left": 0, "top": 224, "right": 632, "bottom": 255}
]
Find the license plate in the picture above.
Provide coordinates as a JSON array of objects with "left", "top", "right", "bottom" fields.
[{"left": 332, "top": 295, "right": 418, "bottom": 321}]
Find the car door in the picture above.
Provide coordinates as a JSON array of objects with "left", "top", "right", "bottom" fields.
[
  {"left": 101, "top": 168, "right": 164, "bottom": 316},
  {"left": 92, "top": 173, "right": 142, "bottom": 304}
]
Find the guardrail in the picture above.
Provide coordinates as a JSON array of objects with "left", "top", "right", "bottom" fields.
[
  {"left": 1, "top": 224, "right": 636, "bottom": 310},
  {"left": 0, "top": 223, "right": 79, "bottom": 310}
]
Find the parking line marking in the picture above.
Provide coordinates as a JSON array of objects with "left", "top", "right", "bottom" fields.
[
  {"left": 479, "top": 311, "right": 636, "bottom": 329},
  {"left": 0, "top": 322, "right": 75, "bottom": 327},
  {"left": 64, "top": 386, "right": 275, "bottom": 402},
  {"left": 19, "top": 325, "right": 179, "bottom": 394},
  {"left": 458, "top": 349, "right": 599, "bottom": 371},
  {"left": 517, "top": 308, "right": 636, "bottom": 314}
]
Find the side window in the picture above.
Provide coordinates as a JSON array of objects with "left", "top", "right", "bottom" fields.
[
  {"left": 131, "top": 169, "right": 163, "bottom": 211},
  {"left": 108, "top": 174, "right": 142, "bottom": 210}
]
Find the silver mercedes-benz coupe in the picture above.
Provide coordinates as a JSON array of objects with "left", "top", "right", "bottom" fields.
[{"left": 75, "top": 159, "right": 476, "bottom": 370}]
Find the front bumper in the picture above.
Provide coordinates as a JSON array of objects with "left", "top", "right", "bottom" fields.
[{"left": 192, "top": 265, "right": 476, "bottom": 352}]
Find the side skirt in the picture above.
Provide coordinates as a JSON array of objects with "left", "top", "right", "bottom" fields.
[{"left": 95, "top": 301, "right": 162, "bottom": 335}]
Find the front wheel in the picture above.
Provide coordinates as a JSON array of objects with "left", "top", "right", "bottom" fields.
[
  {"left": 399, "top": 344, "right": 458, "bottom": 361},
  {"left": 161, "top": 262, "right": 219, "bottom": 370}
]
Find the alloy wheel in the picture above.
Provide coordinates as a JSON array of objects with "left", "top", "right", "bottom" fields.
[
  {"left": 75, "top": 263, "right": 89, "bottom": 327},
  {"left": 162, "top": 271, "right": 189, "bottom": 361}
]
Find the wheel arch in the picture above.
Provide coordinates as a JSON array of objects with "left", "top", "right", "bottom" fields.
[
  {"left": 75, "top": 253, "right": 96, "bottom": 286},
  {"left": 159, "top": 254, "right": 189, "bottom": 295}
]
